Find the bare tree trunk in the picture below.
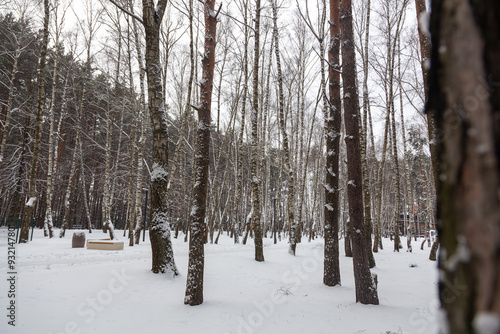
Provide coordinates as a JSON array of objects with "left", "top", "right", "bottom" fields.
[
  {"left": 60, "top": 138, "right": 78, "bottom": 238},
  {"left": 340, "top": 0, "right": 379, "bottom": 305},
  {"left": 390, "top": 97, "right": 401, "bottom": 252},
  {"left": 324, "top": 0, "right": 342, "bottom": 287},
  {"left": 127, "top": 0, "right": 148, "bottom": 245},
  {"left": 272, "top": 0, "right": 295, "bottom": 256},
  {"left": 184, "top": 0, "right": 218, "bottom": 306},
  {"left": 142, "top": 0, "right": 178, "bottom": 275},
  {"left": 359, "top": 0, "right": 375, "bottom": 268},
  {"left": 102, "top": 79, "right": 120, "bottom": 241},
  {"left": 234, "top": 0, "right": 249, "bottom": 244},
  {"left": 19, "top": 0, "right": 50, "bottom": 243},
  {"left": 428, "top": 1, "right": 500, "bottom": 332},
  {"left": 44, "top": 2, "right": 66, "bottom": 239},
  {"left": 373, "top": 110, "right": 390, "bottom": 252},
  {"left": 250, "top": 0, "right": 264, "bottom": 262}
]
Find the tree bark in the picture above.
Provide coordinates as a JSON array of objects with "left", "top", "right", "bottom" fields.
[
  {"left": 428, "top": 1, "right": 500, "bottom": 332},
  {"left": 184, "top": 0, "right": 217, "bottom": 306},
  {"left": 142, "top": 0, "right": 178, "bottom": 275},
  {"left": 272, "top": 0, "right": 295, "bottom": 256},
  {"left": 359, "top": 0, "right": 375, "bottom": 268},
  {"left": 324, "top": 0, "right": 342, "bottom": 287},
  {"left": 19, "top": 0, "right": 50, "bottom": 243},
  {"left": 234, "top": 0, "right": 249, "bottom": 245},
  {"left": 340, "top": 0, "right": 379, "bottom": 305},
  {"left": 250, "top": 0, "right": 264, "bottom": 262}
]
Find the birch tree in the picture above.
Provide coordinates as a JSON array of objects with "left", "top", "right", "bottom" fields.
[
  {"left": 249, "top": 0, "right": 264, "bottom": 262},
  {"left": 44, "top": 0, "right": 71, "bottom": 239},
  {"left": 272, "top": 0, "right": 296, "bottom": 256}
]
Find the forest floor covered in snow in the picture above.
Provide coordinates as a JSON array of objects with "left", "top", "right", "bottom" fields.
[{"left": 1, "top": 227, "right": 440, "bottom": 334}]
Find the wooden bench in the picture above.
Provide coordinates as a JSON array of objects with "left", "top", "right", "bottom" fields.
[{"left": 86, "top": 239, "right": 124, "bottom": 250}]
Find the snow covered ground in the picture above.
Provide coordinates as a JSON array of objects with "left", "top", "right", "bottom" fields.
[{"left": 1, "top": 228, "right": 440, "bottom": 334}]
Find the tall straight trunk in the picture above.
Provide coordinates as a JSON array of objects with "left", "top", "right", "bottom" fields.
[
  {"left": 133, "top": 119, "right": 146, "bottom": 244},
  {"left": 43, "top": 29, "right": 62, "bottom": 239},
  {"left": 384, "top": 0, "right": 406, "bottom": 253},
  {"left": 390, "top": 98, "right": 401, "bottom": 252},
  {"left": 324, "top": 0, "right": 342, "bottom": 287},
  {"left": 359, "top": 0, "right": 375, "bottom": 268},
  {"left": 60, "top": 138, "right": 79, "bottom": 238},
  {"left": 340, "top": 0, "right": 379, "bottom": 305},
  {"left": 127, "top": 0, "right": 148, "bottom": 245},
  {"left": 102, "top": 90, "right": 118, "bottom": 240},
  {"left": 234, "top": 0, "right": 249, "bottom": 244},
  {"left": 373, "top": 110, "right": 390, "bottom": 252},
  {"left": 428, "top": 1, "right": 500, "bottom": 332},
  {"left": 184, "top": 0, "right": 217, "bottom": 306},
  {"left": 272, "top": 0, "right": 295, "bottom": 256},
  {"left": 125, "top": 19, "right": 137, "bottom": 245},
  {"left": 109, "top": 104, "right": 125, "bottom": 232},
  {"left": 397, "top": 35, "right": 412, "bottom": 252},
  {"left": 142, "top": 0, "right": 178, "bottom": 275},
  {"left": 250, "top": 0, "right": 264, "bottom": 262},
  {"left": 19, "top": 0, "right": 50, "bottom": 243},
  {"left": 78, "top": 112, "right": 93, "bottom": 234}
]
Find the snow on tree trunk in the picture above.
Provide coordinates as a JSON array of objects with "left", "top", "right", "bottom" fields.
[
  {"left": 340, "top": 0, "right": 379, "bottom": 305},
  {"left": 324, "top": 0, "right": 342, "bottom": 287},
  {"left": 428, "top": 0, "right": 500, "bottom": 331},
  {"left": 249, "top": 0, "right": 264, "bottom": 262},
  {"left": 184, "top": 0, "right": 217, "bottom": 306},
  {"left": 142, "top": 0, "right": 178, "bottom": 276}
]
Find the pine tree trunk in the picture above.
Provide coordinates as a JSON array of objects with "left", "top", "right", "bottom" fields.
[
  {"left": 340, "top": 0, "right": 378, "bottom": 305},
  {"left": 428, "top": 1, "right": 500, "bottom": 331}
]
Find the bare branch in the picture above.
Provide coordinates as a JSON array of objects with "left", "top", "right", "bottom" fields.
[{"left": 108, "top": 0, "right": 144, "bottom": 25}]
